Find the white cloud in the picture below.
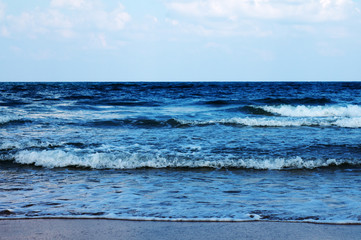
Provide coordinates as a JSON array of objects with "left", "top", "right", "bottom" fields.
[
  {"left": 0, "top": 1, "right": 5, "bottom": 22},
  {"left": 6, "top": 10, "right": 74, "bottom": 38},
  {"left": 167, "top": 0, "right": 355, "bottom": 22},
  {"left": 164, "top": 16, "right": 272, "bottom": 38},
  {"left": 3, "top": 1, "right": 131, "bottom": 45},
  {"left": 50, "top": 1, "right": 131, "bottom": 31},
  {"left": 93, "top": 4, "right": 131, "bottom": 31},
  {"left": 164, "top": 0, "right": 359, "bottom": 38},
  {"left": 51, "top": 0, "right": 89, "bottom": 9}
]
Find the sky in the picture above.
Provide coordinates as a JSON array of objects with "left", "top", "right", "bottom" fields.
[{"left": 0, "top": 0, "right": 361, "bottom": 81}]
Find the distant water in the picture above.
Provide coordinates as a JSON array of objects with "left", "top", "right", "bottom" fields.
[{"left": 1, "top": 82, "right": 361, "bottom": 222}]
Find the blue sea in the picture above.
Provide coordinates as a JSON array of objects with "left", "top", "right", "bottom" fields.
[{"left": 1, "top": 82, "right": 361, "bottom": 223}]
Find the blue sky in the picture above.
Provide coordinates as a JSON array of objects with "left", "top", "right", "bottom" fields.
[{"left": 1, "top": 0, "right": 361, "bottom": 81}]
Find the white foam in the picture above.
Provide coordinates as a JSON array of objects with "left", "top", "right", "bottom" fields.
[
  {"left": 179, "top": 117, "right": 361, "bottom": 128},
  {"left": 260, "top": 105, "right": 361, "bottom": 118},
  {"left": 222, "top": 118, "right": 317, "bottom": 127},
  {"left": 177, "top": 118, "right": 315, "bottom": 127},
  {"left": 334, "top": 117, "right": 361, "bottom": 128},
  {"left": 14, "top": 150, "right": 356, "bottom": 170}
]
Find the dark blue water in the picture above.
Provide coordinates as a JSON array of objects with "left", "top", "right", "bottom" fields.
[{"left": 1, "top": 82, "right": 361, "bottom": 222}]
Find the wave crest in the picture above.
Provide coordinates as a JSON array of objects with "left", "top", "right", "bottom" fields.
[
  {"left": 259, "top": 105, "right": 361, "bottom": 118},
  {"left": 0, "top": 115, "right": 24, "bottom": 125},
  {"left": 178, "top": 117, "right": 361, "bottom": 128},
  {"left": 12, "top": 150, "right": 359, "bottom": 170},
  {"left": 88, "top": 116, "right": 361, "bottom": 128}
]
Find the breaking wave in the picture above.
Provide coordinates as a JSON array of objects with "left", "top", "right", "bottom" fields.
[
  {"left": 85, "top": 115, "right": 361, "bottom": 129},
  {"left": 10, "top": 150, "right": 360, "bottom": 170},
  {"left": 258, "top": 104, "right": 361, "bottom": 118},
  {"left": 177, "top": 117, "right": 361, "bottom": 128},
  {"left": 3, "top": 114, "right": 360, "bottom": 129}
]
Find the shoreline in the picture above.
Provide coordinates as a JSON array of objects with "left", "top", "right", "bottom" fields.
[
  {"left": 2, "top": 217, "right": 361, "bottom": 225},
  {"left": 1, "top": 219, "right": 361, "bottom": 240}
]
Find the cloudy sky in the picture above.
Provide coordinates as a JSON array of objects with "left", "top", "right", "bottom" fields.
[{"left": 1, "top": 0, "right": 360, "bottom": 81}]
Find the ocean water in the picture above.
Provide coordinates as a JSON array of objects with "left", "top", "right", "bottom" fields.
[{"left": 1, "top": 82, "right": 361, "bottom": 223}]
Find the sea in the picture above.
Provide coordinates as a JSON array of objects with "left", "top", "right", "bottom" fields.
[{"left": 1, "top": 82, "right": 361, "bottom": 223}]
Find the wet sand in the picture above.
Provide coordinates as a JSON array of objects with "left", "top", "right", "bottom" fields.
[{"left": 1, "top": 219, "right": 361, "bottom": 240}]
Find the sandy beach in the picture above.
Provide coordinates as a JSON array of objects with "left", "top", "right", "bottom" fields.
[{"left": 1, "top": 219, "right": 361, "bottom": 240}]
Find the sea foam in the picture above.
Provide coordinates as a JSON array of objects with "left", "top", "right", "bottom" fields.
[
  {"left": 177, "top": 117, "right": 361, "bottom": 128},
  {"left": 13, "top": 150, "right": 357, "bottom": 170},
  {"left": 259, "top": 105, "right": 361, "bottom": 118}
]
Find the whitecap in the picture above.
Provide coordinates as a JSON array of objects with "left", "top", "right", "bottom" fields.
[
  {"left": 260, "top": 105, "right": 361, "bottom": 118},
  {"left": 13, "top": 150, "right": 358, "bottom": 170}
]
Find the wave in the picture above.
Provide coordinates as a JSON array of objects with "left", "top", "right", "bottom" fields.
[
  {"left": 88, "top": 118, "right": 187, "bottom": 128},
  {"left": 0, "top": 100, "right": 31, "bottom": 107},
  {"left": 0, "top": 115, "right": 27, "bottom": 126},
  {"left": 201, "top": 97, "right": 333, "bottom": 107},
  {"left": 254, "top": 97, "right": 333, "bottom": 105},
  {"left": 87, "top": 117, "right": 308, "bottom": 128},
  {"left": 9, "top": 150, "right": 360, "bottom": 170},
  {"left": 3, "top": 114, "right": 361, "bottom": 129},
  {"left": 85, "top": 116, "right": 361, "bottom": 128},
  {"left": 59, "top": 99, "right": 161, "bottom": 108},
  {"left": 0, "top": 116, "right": 16, "bottom": 124},
  {"left": 214, "top": 118, "right": 320, "bottom": 127},
  {"left": 239, "top": 106, "right": 277, "bottom": 116},
  {"left": 333, "top": 117, "right": 361, "bottom": 128},
  {"left": 200, "top": 99, "right": 248, "bottom": 106},
  {"left": 81, "top": 100, "right": 160, "bottom": 107},
  {"left": 178, "top": 117, "right": 361, "bottom": 128},
  {"left": 258, "top": 105, "right": 361, "bottom": 117}
]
